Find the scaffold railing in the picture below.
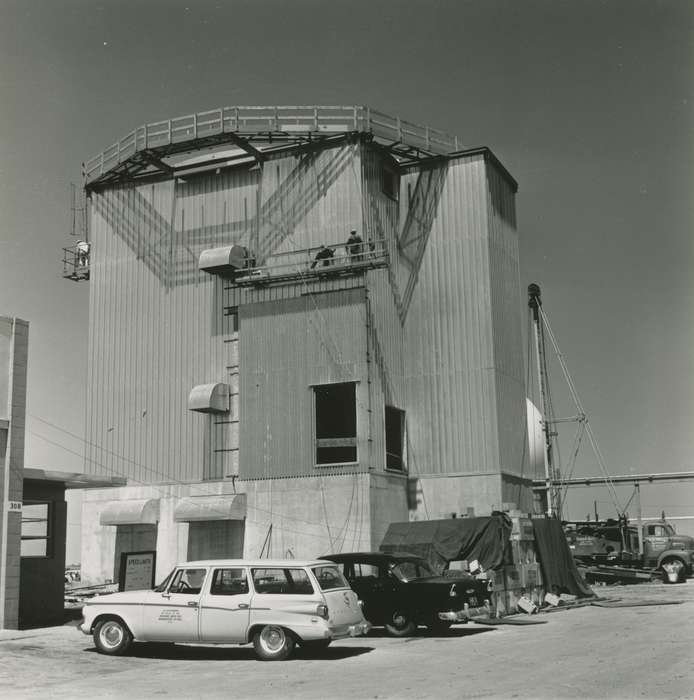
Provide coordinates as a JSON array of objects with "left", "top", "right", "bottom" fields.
[
  {"left": 232, "top": 236, "right": 389, "bottom": 287},
  {"left": 83, "top": 105, "right": 462, "bottom": 184}
]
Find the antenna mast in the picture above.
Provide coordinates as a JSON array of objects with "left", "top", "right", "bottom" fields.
[{"left": 528, "top": 283, "right": 562, "bottom": 518}]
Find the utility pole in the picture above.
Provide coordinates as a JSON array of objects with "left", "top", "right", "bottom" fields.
[{"left": 528, "top": 283, "right": 561, "bottom": 519}]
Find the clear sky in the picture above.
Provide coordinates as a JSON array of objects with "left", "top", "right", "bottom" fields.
[{"left": 1, "top": 0, "right": 693, "bottom": 559}]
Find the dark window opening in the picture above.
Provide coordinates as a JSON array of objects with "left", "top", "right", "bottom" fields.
[
  {"left": 385, "top": 406, "right": 405, "bottom": 471},
  {"left": 224, "top": 306, "right": 239, "bottom": 333},
  {"left": 382, "top": 165, "right": 399, "bottom": 201},
  {"left": 315, "top": 382, "right": 357, "bottom": 464},
  {"left": 21, "top": 502, "right": 51, "bottom": 558},
  {"left": 187, "top": 520, "right": 245, "bottom": 561}
]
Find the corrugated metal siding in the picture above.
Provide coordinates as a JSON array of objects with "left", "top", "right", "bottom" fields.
[
  {"left": 403, "top": 155, "right": 500, "bottom": 477},
  {"left": 360, "top": 148, "right": 405, "bottom": 472},
  {"left": 86, "top": 181, "right": 231, "bottom": 484},
  {"left": 238, "top": 289, "right": 369, "bottom": 480},
  {"left": 485, "top": 162, "right": 528, "bottom": 479},
  {"left": 85, "top": 140, "right": 366, "bottom": 485}
]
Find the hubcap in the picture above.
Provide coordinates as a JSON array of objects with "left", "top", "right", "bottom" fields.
[
  {"left": 260, "top": 626, "right": 285, "bottom": 652},
  {"left": 101, "top": 622, "right": 123, "bottom": 648},
  {"left": 392, "top": 613, "right": 407, "bottom": 628}
]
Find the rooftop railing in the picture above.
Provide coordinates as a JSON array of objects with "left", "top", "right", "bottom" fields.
[{"left": 83, "top": 105, "right": 462, "bottom": 184}]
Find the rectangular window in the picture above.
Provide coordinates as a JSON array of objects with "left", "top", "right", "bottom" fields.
[
  {"left": 21, "top": 502, "right": 50, "bottom": 557},
  {"left": 224, "top": 306, "right": 239, "bottom": 333},
  {"left": 210, "top": 568, "right": 249, "bottom": 596},
  {"left": 187, "top": 520, "right": 245, "bottom": 561},
  {"left": 381, "top": 165, "right": 399, "bottom": 201},
  {"left": 251, "top": 568, "right": 314, "bottom": 595},
  {"left": 169, "top": 567, "right": 207, "bottom": 595},
  {"left": 385, "top": 406, "right": 405, "bottom": 471},
  {"left": 312, "top": 565, "right": 349, "bottom": 591},
  {"left": 314, "top": 382, "right": 357, "bottom": 465}
]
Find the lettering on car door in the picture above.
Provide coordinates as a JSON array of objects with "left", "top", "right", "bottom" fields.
[{"left": 142, "top": 567, "right": 207, "bottom": 641}]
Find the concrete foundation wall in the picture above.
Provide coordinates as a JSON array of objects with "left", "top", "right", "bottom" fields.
[
  {"left": 81, "top": 473, "right": 410, "bottom": 583},
  {"left": 81, "top": 480, "right": 237, "bottom": 585},
  {"left": 0, "top": 317, "right": 28, "bottom": 630},
  {"left": 410, "top": 474, "right": 504, "bottom": 520}
]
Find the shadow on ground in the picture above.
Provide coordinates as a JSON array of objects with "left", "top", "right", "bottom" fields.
[
  {"left": 84, "top": 643, "right": 374, "bottom": 662},
  {"left": 364, "top": 625, "right": 495, "bottom": 639}
]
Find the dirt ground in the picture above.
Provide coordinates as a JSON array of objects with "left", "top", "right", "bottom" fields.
[{"left": 1, "top": 580, "right": 692, "bottom": 700}]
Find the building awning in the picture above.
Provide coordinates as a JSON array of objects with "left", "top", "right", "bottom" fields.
[
  {"left": 99, "top": 498, "right": 160, "bottom": 526},
  {"left": 188, "top": 383, "right": 230, "bottom": 414},
  {"left": 23, "top": 468, "right": 127, "bottom": 490},
  {"left": 174, "top": 494, "right": 246, "bottom": 522}
]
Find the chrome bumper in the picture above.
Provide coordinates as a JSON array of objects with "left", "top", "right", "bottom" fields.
[
  {"left": 348, "top": 621, "right": 371, "bottom": 637},
  {"left": 438, "top": 600, "right": 492, "bottom": 622}
]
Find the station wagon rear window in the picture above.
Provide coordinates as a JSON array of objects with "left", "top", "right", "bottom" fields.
[
  {"left": 251, "top": 568, "right": 315, "bottom": 595},
  {"left": 312, "top": 565, "right": 349, "bottom": 591}
]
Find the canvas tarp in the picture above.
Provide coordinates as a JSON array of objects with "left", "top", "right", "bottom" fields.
[
  {"left": 532, "top": 518, "right": 594, "bottom": 597},
  {"left": 379, "top": 513, "right": 512, "bottom": 574}
]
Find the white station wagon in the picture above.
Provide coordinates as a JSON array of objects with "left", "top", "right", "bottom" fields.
[{"left": 79, "top": 559, "right": 370, "bottom": 661}]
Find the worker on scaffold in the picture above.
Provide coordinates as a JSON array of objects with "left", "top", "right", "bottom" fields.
[
  {"left": 311, "top": 244, "right": 335, "bottom": 269},
  {"left": 76, "top": 240, "right": 90, "bottom": 268},
  {"left": 346, "top": 229, "right": 363, "bottom": 263}
]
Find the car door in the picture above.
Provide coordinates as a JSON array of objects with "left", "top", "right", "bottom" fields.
[
  {"left": 342, "top": 560, "right": 393, "bottom": 624},
  {"left": 643, "top": 524, "right": 671, "bottom": 567},
  {"left": 141, "top": 566, "right": 207, "bottom": 642},
  {"left": 199, "top": 567, "right": 252, "bottom": 643}
]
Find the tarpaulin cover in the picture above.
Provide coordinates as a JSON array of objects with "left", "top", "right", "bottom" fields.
[
  {"left": 532, "top": 518, "right": 594, "bottom": 597},
  {"left": 379, "top": 513, "right": 512, "bottom": 574}
]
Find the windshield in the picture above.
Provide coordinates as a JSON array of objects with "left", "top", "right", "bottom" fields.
[
  {"left": 153, "top": 569, "right": 174, "bottom": 592},
  {"left": 390, "top": 559, "right": 435, "bottom": 582}
]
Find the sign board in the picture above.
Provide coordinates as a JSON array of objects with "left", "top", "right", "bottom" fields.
[
  {"left": 118, "top": 550, "right": 156, "bottom": 592},
  {"left": 7, "top": 501, "right": 22, "bottom": 513}
]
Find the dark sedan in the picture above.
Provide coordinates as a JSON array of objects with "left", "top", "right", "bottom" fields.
[{"left": 320, "top": 552, "right": 492, "bottom": 636}]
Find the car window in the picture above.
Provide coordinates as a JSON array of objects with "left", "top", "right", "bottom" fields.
[
  {"left": 169, "top": 567, "right": 207, "bottom": 594},
  {"left": 647, "top": 525, "right": 669, "bottom": 537},
  {"left": 353, "top": 563, "right": 380, "bottom": 578},
  {"left": 154, "top": 569, "right": 174, "bottom": 592},
  {"left": 210, "top": 568, "right": 249, "bottom": 596},
  {"left": 390, "top": 560, "right": 434, "bottom": 581},
  {"left": 312, "top": 565, "right": 349, "bottom": 590},
  {"left": 251, "top": 568, "right": 314, "bottom": 595}
]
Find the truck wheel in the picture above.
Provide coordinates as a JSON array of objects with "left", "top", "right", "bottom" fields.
[
  {"left": 93, "top": 618, "right": 133, "bottom": 655},
  {"left": 661, "top": 557, "right": 685, "bottom": 584},
  {"left": 384, "top": 611, "right": 417, "bottom": 637},
  {"left": 253, "top": 625, "right": 295, "bottom": 661}
]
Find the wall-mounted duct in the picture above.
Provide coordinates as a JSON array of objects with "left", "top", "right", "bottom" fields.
[
  {"left": 188, "top": 383, "right": 230, "bottom": 414},
  {"left": 199, "top": 244, "right": 251, "bottom": 273}
]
